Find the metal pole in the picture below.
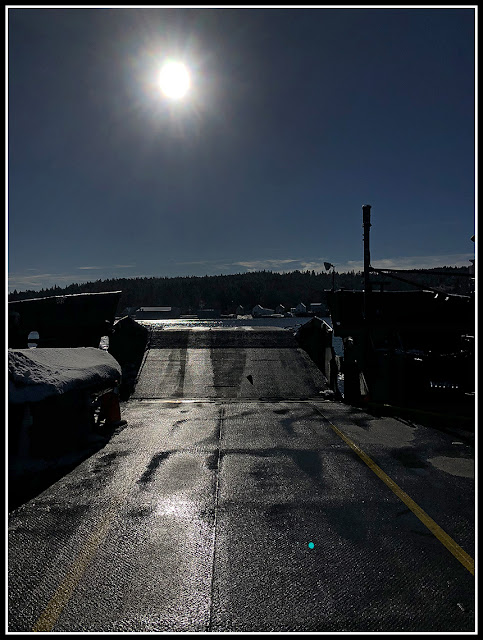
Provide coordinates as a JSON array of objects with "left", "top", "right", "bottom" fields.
[
  {"left": 361, "top": 204, "right": 372, "bottom": 403},
  {"left": 362, "top": 204, "right": 372, "bottom": 300}
]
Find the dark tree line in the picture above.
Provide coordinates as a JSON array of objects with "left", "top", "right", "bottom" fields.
[{"left": 8, "top": 267, "right": 472, "bottom": 314}]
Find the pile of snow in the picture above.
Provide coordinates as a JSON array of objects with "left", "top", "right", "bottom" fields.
[{"left": 8, "top": 347, "right": 121, "bottom": 404}]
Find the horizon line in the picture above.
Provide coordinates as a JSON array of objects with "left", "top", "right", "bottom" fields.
[{"left": 8, "top": 263, "right": 472, "bottom": 295}]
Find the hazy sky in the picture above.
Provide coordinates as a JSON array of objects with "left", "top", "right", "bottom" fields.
[{"left": 8, "top": 7, "right": 476, "bottom": 292}]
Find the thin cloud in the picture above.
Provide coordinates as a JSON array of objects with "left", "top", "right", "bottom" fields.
[
  {"left": 77, "top": 267, "right": 106, "bottom": 271},
  {"left": 336, "top": 253, "right": 474, "bottom": 273},
  {"left": 77, "top": 266, "right": 105, "bottom": 270},
  {"left": 8, "top": 265, "right": 140, "bottom": 291},
  {"left": 77, "top": 264, "right": 135, "bottom": 270},
  {"left": 226, "top": 254, "right": 475, "bottom": 275},
  {"left": 234, "top": 259, "right": 299, "bottom": 271},
  {"left": 8, "top": 272, "right": 92, "bottom": 291},
  {"left": 174, "top": 254, "right": 475, "bottom": 275}
]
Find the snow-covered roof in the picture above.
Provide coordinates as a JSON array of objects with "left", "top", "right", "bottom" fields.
[
  {"left": 252, "top": 304, "right": 275, "bottom": 314},
  {"left": 8, "top": 347, "right": 122, "bottom": 404}
]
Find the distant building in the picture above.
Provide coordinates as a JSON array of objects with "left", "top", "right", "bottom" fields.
[
  {"left": 294, "top": 302, "right": 314, "bottom": 317},
  {"left": 252, "top": 304, "right": 275, "bottom": 317},
  {"left": 235, "top": 305, "right": 245, "bottom": 316},
  {"left": 275, "top": 304, "right": 285, "bottom": 315},
  {"left": 309, "top": 302, "right": 327, "bottom": 316},
  {"left": 134, "top": 306, "right": 181, "bottom": 319}
]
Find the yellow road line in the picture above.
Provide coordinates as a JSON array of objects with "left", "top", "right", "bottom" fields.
[
  {"left": 31, "top": 402, "right": 473, "bottom": 631},
  {"left": 32, "top": 503, "right": 120, "bottom": 632},
  {"left": 313, "top": 405, "right": 475, "bottom": 576}
]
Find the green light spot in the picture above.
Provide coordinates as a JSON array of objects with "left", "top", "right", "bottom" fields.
[{"left": 308, "top": 542, "right": 315, "bottom": 549}]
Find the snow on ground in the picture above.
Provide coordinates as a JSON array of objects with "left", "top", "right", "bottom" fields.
[{"left": 8, "top": 348, "right": 121, "bottom": 404}]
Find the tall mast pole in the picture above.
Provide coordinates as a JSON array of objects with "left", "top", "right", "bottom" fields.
[{"left": 362, "top": 204, "right": 372, "bottom": 314}]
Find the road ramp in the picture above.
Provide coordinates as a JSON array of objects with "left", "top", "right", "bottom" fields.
[{"left": 133, "top": 327, "right": 330, "bottom": 400}]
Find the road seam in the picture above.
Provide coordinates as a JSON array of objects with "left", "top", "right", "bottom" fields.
[
  {"left": 208, "top": 405, "right": 224, "bottom": 631},
  {"left": 312, "top": 404, "right": 475, "bottom": 576}
]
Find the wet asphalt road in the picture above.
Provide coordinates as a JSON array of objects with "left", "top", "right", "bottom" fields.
[{"left": 8, "top": 328, "right": 475, "bottom": 632}]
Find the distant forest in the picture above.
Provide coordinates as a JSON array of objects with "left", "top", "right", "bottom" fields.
[{"left": 8, "top": 267, "right": 473, "bottom": 314}]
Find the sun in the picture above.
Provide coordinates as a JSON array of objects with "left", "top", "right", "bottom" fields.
[{"left": 159, "top": 60, "right": 190, "bottom": 99}]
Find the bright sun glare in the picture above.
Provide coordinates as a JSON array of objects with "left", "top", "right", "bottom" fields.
[{"left": 159, "top": 60, "right": 190, "bottom": 99}]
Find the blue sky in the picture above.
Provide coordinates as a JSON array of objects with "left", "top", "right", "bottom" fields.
[{"left": 8, "top": 7, "right": 476, "bottom": 292}]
